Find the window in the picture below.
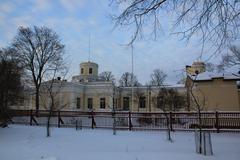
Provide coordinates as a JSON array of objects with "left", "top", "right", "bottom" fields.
[
  {"left": 19, "top": 98, "right": 25, "bottom": 106},
  {"left": 157, "top": 96, "right": 163, "bottom": 108},
  {"left": 76, "top": 97, "right": 81, "bottom": 109},
  {"left": 113, "top": 98, "right": 115, "bottom": 109},
  {"left": 139, "top": 97, "right": 146, "bottom": 108},
  {"left": 81, "top": 68, "right": 84, "bottom": 74},
  {"left": 100, "top": 98, "right": 105, "bottom": 109},
  {"left": 60, "top": 94, "right": 64, "bottom": 107},
  {"left": 123, "top": 97, "right": 129, "bottom": 110},
  {"left": 89, "top": 68, "right": 92, "bottom": 74},
  {"left": 88, "top": 98, "right": 93, "bottom": 109}
]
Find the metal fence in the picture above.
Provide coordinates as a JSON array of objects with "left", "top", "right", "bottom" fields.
[{"left": 9, "top": 110, "right": 240, "bottom": 132}]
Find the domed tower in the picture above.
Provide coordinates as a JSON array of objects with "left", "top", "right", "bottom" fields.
[
  {"left": 79, "top": 61, "right": 98, "bottom": 82},
  {"left": 192, "top": 61, "right": 205, "bottom": 73},
  {"left": 186, "top": 61, "right": 206, "bottom": 75}
]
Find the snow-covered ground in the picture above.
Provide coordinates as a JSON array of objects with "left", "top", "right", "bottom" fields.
[{"left": 0, "top": 125, "right": 240, "bottom": 160}]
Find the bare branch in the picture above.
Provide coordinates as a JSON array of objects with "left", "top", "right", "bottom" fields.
[
  {"left": 11, "top": 26, "right": 65, "bottom": 114},
  {"left": 150, "top": 69, "right": 167, "bottom": 86},
  {"left": 112, "top": 0, "right": 240, "bottom": 53}
]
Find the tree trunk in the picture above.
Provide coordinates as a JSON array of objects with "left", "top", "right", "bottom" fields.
[
  {"left": 35, "top": 87, "right": 40, "bottom": 115},
  {"left": 47, "top": 118, "right": 50, "bottom": 137},
  {"left": 0, "top": 94, "right": 9, "bottom": 126},
  {"left": 46, "top": 109, "right": 52, "bottom": 137},
  {"left": 165, "top": 113, "right": 172, "bottom": 142},
  {"left": 113, "top": 111, "right": 116, "bottom": 135},
  {"left": 198, "top": 109, "right": 203, "bottom": 154}
]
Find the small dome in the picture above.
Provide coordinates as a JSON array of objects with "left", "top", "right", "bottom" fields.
[
  {"left": 192, "top": 61, "right": 205, "bottom": 66},
  {"left": 80, "top": 61, "right": 98, "bottom": 68},
  {"left": 186, "top": 61, "right": 206, "bottom": 75}
]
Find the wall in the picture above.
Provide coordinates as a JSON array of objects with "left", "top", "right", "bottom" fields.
[
  {"left": 190, "top": 79, "right": 240, "bottom": 111},
  {"left": 80, "top": 62, "right": 98, "bottom": 76},
  {"left": 117, "top": 86, "right": 187, "bottom": 112},
  {"left": 15, "top": 81, "right": 195, "bottom": 112}
]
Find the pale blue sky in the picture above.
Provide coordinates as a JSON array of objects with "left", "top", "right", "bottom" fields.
[{"left": 0, "top": 0, "right": 218, "bottom": 84}]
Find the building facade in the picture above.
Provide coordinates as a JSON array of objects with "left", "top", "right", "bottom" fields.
[
  {"left": 15, "top": 61, "right": 186, "bottom": 112},
  {"left": 186, "top": 61, "right": 240, "bottom": 111},
  {"left": 13, "top": 61, "right": 240, "bottom": 112}
]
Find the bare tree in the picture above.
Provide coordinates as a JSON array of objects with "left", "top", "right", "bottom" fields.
[
  {"left": 108, "top": 81, "right": 118, "bottom": 135},
  {"left": 205, "top": 62, "right": 225, "bottom": 73},
  {"left": 150, "top": 85, "right": 186, "bottom": 141},
  {"left": 99, "top": 71, "right": 115, "bottom": 82},
  {"left": 176, "top": 70, "right": 186, "bottom": 84},
  {"left": 187, "top": 72, "right": 207, "bottom": 154},
  {"left": 198, "top": 62, "right": 221, "bottom": 73},
  {"left": 177, "top": 78, "right": 186, "bottom": 84},
  {"left": 216, "top": 64, "right": 225, "bottom": 73},
  {"left": 112, "top": 0, "right": 240, "bottom": 53},
  {"left": 150, "top": 69, "right": 167, "bottom": 86},
  {"left": 0, "top": 48, "right": 23, "bottom": 127},
  {"left": 119, "top": 72, "right": 140, "bottom": 87},
  {"left": 134, "top": 85, "right": 145, "bottom": 112},
  {"left": 157, "top": 88, "right": 173, "bottom": 141},
  {"left": 205, "top": 62, "right": 215, "bottom": 72},
  {"left": 168, "top": 89, "right": 186, "bottom": 111},
  {"left": 11, "top": 26, "right": 65, "bottom": 115},
  {"left": 222, "top": 45, "right": 240, "bottom": 67},
  {"left": 40, "top": 61, "right": 68, "bottom": 137}
]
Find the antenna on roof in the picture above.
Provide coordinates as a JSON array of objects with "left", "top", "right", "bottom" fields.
[{"left": 88, "top": 33, "right": 91, "bottom": 62}]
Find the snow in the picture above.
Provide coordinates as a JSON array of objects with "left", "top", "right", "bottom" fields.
[
  {"left": 0, "top": 125, "right": 240, "bottom": 160},
  {"left": 189, "top": 71, "right": 240, "bottom": 81}
]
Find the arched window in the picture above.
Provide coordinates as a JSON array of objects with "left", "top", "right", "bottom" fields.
[
  {"left": 81, "top": 68, "right": 84, "bottom": 74},
  {"left": 89, "top": 68, "right": 93, "bottom": 74}
]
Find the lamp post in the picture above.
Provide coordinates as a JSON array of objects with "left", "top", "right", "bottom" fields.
[{"left": 131, "top": 45, "right": 134, "bottom": 111}]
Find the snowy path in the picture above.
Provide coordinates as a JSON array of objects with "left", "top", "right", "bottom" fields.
[{"left": 0, "top": 125, "right": 240, "bottom": 160}]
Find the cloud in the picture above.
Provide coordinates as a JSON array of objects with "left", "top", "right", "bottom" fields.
[
  {"left": 42, "top": 17, "right": 85, "bottom": 32},
  {"left": 0, "top": 1, "right": 15, "bottom": 14},
  {"left": 12, "top": 15, "right": 33, "bottom": 27},
  {"left": 0, "top": 15, "right": 34, "bottom": 45},
  {"left": 0, "top": 0, "right": 208, "bottom": 84},
  {"left": 59, "top": 0, "right": 85, "bottom": 12},
  {"left": 0, "top": 1, "right": 15, "bottom": 26},
  {"left": 33, "top": 0, "right": 51, "bottom": 11}
]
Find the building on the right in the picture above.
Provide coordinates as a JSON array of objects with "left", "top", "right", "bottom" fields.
[{"left": 186, "top": 61, "right": 240, "bottom": 111}]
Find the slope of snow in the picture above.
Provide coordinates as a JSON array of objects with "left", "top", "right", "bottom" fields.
[{"left": 0, "top": 125, "right": 240, "bottom": 160}]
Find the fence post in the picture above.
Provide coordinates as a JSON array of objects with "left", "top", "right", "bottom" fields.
[
  {"left": 76, "top": 120, "right": 78, "bottom": 130},
  {"left": 169, "top": 111, "right": 173, "bottom": 131},
  {"left": 79, "top": 119, "right": 82, "bottom": 130},
  {"left": 128, "top": 111, "right": 132, "bottom": 131},
  {"left": 91, "top": 111, "right": 95, "bottom": 129},
  {"left": 58, "top": 110, "right": 61, "bottom": 128},
  {"left": 30, "top": 109, "right": 33, "bottom": 126},
  {"left": 215, "top": 111, "right": 219, "bottom": 133},
  {"left": 112, "top": 110, "right": 116, "bottom": 135}
]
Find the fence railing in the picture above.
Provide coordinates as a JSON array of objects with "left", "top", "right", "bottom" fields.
[{"left": 9, "top": 109, "right": 240, "bottom": 132}]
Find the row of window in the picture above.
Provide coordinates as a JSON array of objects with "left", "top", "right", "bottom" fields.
[
  {"left": 123, "top": 97, "right": 146, "bottom": 110},
  {"left": 122, "top": 96, "right": 165, "bottom": 110},
  {"left": 76, "top": 96, "right": 164, "bottom": 110},
  {"left": 76, "top": 97, "right": 106, "bottom": 109},
  {"left": 81, "top": 68, "right": 92, "bottom": 74}
]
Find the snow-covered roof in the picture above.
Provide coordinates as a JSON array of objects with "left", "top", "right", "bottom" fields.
[
  {"left": 189, "top": 71, "right": 240, "bottom": 81},
  {"left": 120, "top": 84, "right": 185, "bottom": 90}
]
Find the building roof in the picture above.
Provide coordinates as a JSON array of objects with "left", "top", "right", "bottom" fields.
[
  {"left": 189, "top": 71, "right": 240, "bottom": 81},
  {"left": 119, "top": 84, "right": 185, "bottom": 90},
  {"left": 80, "top": 61, "right": 98, "bottom": 67}
]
